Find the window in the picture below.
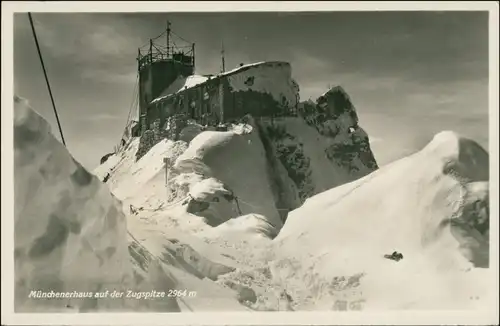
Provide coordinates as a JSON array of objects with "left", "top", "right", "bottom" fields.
[{"left": 244, "top": 76, "right": 255, "bottom": 87}]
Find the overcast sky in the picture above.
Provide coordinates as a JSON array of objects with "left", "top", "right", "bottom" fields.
[{"left": 13, "top": 11, "right": 489, "bottom": 170}]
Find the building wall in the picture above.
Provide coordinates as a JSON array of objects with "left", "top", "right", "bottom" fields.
[
  {"left": 221, "top": 62, "right": 299, "bottom": 121},
  {"left": 145, "top": 62, "right": 299, "bottom": 129},
  {"left": 139, "top": 60, "right": 194, "bottom": 117},
  {"left": 226, "top": 62, "right": 297, "bottom": 109}
]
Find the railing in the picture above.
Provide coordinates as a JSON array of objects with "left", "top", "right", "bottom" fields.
[
  {"left": 138, "top": 53, "right": 194, "bottom": 71},
  {"left": 138, "top": 44, "right": 195, "bottom": 71}
]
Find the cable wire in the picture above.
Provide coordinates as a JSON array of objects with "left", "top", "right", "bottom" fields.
[
  {"left": 123, "top": 74, "right": 139, "bottom": 132},
  {"left": 28, "top": 13, "right": 66, "bottom": 147}
]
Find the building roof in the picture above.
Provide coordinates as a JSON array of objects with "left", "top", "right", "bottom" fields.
[
  {"left": 150, "top": 75, "right": 209, "bottom": 104},
  {"left": 150, "top": 61, "right": 290, "bottom": 105}
]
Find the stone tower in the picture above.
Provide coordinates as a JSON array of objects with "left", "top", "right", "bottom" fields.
[{"left": 137, "top": 21, "right": 195, "bottom": 132}]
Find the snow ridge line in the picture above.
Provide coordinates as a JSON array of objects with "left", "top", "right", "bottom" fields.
[{"left": 304, "top": 169, "right": 379, "bottom": 211}]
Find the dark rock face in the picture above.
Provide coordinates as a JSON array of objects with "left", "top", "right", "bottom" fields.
[
  {"left": 317, "top": 86, "right": 359, "bottom": 121},
  {"left": 135, "top": 114, "right": 188, "bottom": 161},
  {"left": 100, "top": 152, "right": 114, "bottom": 165},
  {"left": 164, "top": 114, "right": 188, "bottom": 141},
  {"left": 223, "top": 280, "right": 257, "bottom": 304},
  {"left": 245, "top": 86, "right": 379, "bottom": 223},
  {"left": 136, "top": 129, "right": 156, "bottom": 161},
  {"left": 263, "top": 123, "right": 314, "bottom": 202},
  {"left": 252, "top": 86, "right": 379, "bottom": 222},
  {"left": 299, "top": 86, "right": 378, "bottom": 173}
]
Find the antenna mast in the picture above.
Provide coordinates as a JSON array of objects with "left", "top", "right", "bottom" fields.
[
  {"left": 166, "top": 20, "right": 171, "bottom": 56},
  {"left": 221, "top": 40, "right": 226, "bottom": 73}
]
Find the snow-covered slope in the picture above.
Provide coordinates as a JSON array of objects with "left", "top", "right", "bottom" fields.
[
  {"left": 173, "top": 119, "right": 284, "bottom": 229},
  {"left": 98, "top": 94, "right": 378, "bottom": 233},
  {"left": 15, "top": 96, "right": 263, "bottom": 313},
  {"left": 13, "top": 92, "right": 494, "bottom": 313},
  {"left": 270, "top": 131, "right": 491, "bottom": 310},
  {"left": 95, "top": 118, "right": 283, "bottom": 232},
  {"left": 13, "top": 96, "right": 181, "bottom": 312}
]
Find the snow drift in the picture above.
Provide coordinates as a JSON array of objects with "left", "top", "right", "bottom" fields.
[
  {"left": 172, "top": 119, "right": 284, "bottom": 229},
  {"left": 271, "top": 130, "right": 492, "bottom": 310},
  {"left": 13, "top": 96, "right": 181, "bottom": 312},
  {"left": 94, "top": 119, "right": 282, "bottom": 233},
  {"left": 13, "top": 92, "right": 494, "bottom": 313}
]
